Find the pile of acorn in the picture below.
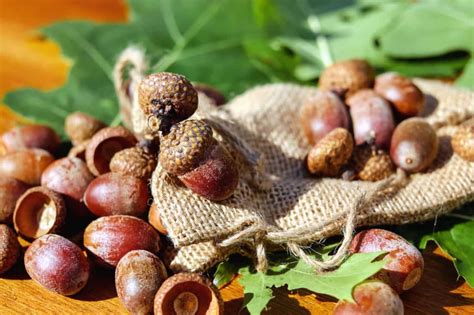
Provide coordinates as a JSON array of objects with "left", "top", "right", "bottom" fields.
[
  {"left": 302, "top": 59, "right": 473, "bottom": 180},
  {"left": 0, "top": 59, "right": 473, "bottom": 315}
]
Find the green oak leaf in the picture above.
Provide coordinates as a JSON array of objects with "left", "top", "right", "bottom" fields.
[
  {"left": 238, "top": 251, "right": 386, "bottom": 315},
  {"left": 456, "top": 58, "right": 474, "bottom": 89}
]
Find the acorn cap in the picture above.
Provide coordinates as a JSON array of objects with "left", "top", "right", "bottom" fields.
[
  {"left": 352, "top": 146, "right": 395, "bottom": 182},
  {"left": 159, "top": 120, "right": 214, "bottom": 176},
  {"left": 138, "top": 72, "right": 198, "bottom": 122},
  {"left": 154, "top": 272, "right": 224, "bottom": 315},
  {"left": 451, "top": 118, "right": 474, "bottom": 162},
  {"left": 319, "top": 59, "right": 375, "bottom": 98},
  {"left": 110, "top": 146, "right": 158, "bottom": 179},
  {"left": 307, "top": 128, "right": 354, "bottom": 177}
]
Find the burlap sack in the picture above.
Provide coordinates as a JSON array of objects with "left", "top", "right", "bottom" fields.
[{"left": 114, "top": 48, "right": 474, "bottom": 273}]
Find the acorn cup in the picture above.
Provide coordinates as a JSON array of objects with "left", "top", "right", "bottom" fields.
[{"left": 159, "top": 120, "right": 239, "bottom": 201}]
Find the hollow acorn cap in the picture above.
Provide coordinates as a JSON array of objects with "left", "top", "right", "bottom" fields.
[
  {"left": 154, "top": 272, "right": 224, "bottom": 315},
  {"left": 13, "top": 186, "right": 66, "bottom": 240},
  {"left": 159, "top": 120, "right": 214, "bottom": 176},
  {"left": 86, "top": 126, "right": 137, "bottom": 176},
  {"left": 110, "top": 146, "right": 157, "bottom": 179},
  {"left": 138, "top": 72, "right": 198, "bottom": 120}
]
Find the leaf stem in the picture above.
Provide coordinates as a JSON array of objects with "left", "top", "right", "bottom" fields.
[
  {"left": 445, "top": 213, "right": 474, "bottom": 221},
  {"left": 109, "top": 112, "right": 122, "bottom": 127}
]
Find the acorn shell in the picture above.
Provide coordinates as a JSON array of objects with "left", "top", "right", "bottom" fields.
[
  {"left": 307, "top": 128, "right": 354, "bottom": 176},
  {"left": 159, "top": 120, "right": 214, "bottom": 176},
  {"left": 138, "top": 72, "right": 198, "bottom": 120},
  {"left": 110, "top": 147, "right": 157, "bottom": 179},
  {"left": 319, "top": 59, "right": 375, "bottom": 98},
  {"left": 451, "top": 118, "right": 474, "bottom": 162}
]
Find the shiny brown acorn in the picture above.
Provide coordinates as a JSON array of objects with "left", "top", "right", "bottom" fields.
[
  {"left": 0, "top": 149, "right": 55, "bottom": 185},
  {"left": 348, "top": 89, "right": 395, "bottom": 149},
  {"left": 319, "top": 59, "right": 375, "bottom": 98},
  {"left": 110, "top": 146, "right": 157, "bottom": 179},
  {"left": 451, "top": 118, "right": 474, "bottom": 162},
  {"left": 138, "top": 72, "right": 198, "bottom": 134},
  {"left": 0, "top": 177, "right": 29, "bottom": 224},
  {"left": 306, "top": 128, "right": 353, "bottom": 177},
  {"left": 1, "top": 125, "right": 61, "bottom": 154},
  {"left": 374, "top": 72, "right": 425, "bottom": 117},
  {"left": 390, "top": 118, "right": 438, "bottom": 173},
  {"left": 300, "top": 91, "right": 350, "bottom": 145},
  {"left": 159, "top": 120, "right": 239, "bottom": 201}
]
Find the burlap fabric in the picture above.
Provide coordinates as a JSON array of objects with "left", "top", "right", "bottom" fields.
[{"left": 114, "top": 47, "right": 474, "bottom": 273}]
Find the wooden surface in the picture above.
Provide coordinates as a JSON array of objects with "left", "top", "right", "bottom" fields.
[{"left": 0, "top": 1, "right": 473, "bottom": 314}]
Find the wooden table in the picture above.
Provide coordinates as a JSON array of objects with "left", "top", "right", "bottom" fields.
[{"left": 0, "top": 1, "right": 473, "bottom": 314}]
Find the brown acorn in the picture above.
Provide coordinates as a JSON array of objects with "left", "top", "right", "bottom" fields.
[
  {"left": 64, "top": 112, "right": 106, "bottom": 146},
  {"left": 138, "top": 72, "right": 198, "bottom": 134},
  {"left": 0, "top": 149, "right": 55, "bottom": 185},
  {"left": 352, "top": 146, "right": 395, "bottom": 181},
  {"left": 307, "top": 128, "right": 353, "bottom": 177},
  {"left": 0, "top": 224, "right": 21, "bottom": 274},
  {"left": 319, "top": 59, "right": 375, "bottom": 98},
  {"left": 299, "top": 91, "right": 350, "bottom": 145},
  {"left": 1, "top": 125, "right": 61, "bottom": 154},
  {"left": 159, "top": 120, "right": 239, "bottom": 201},
  {"left": 110, "top": 146, "right": 157, "bottom": 179},
  {"left": 451, "top": 118, "right": 474, "bottom": 162},
  {"left": 374, "top": 72, "right": 425, "bottom": 117}
]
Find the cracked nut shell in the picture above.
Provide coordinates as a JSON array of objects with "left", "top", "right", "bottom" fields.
[
  {"left": 319, "top": 59, "right": 375, "bottom": 98},
  {"left": 110, "top": 146, "right": 157, "bottom": 179},
  {"left": 25, "top": 234, "right": 90, "bottom": 295},
  {"left": 0, "top": 224, "right": 21, "bottom": 274},
  {"left": 154, "top": 272, "right": 224, "bottom": 315},
  {"left": 307, "top": 128, "right": 353, "bottom": 177},
  {"left": 14, "top": 187, "right": 66, "bottom": 240},
  {"left": 86, "top": 126, "right": 137, "bottom": 176}
]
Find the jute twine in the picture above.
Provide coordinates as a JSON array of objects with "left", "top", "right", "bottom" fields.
[{"left": 114, "top": 46, "right": 474, "bottom": 273}]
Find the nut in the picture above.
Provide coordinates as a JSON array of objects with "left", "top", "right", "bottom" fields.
[
  {"left": 319, "top": 59, "right": 375, "bottom": 98},
  {"left": 374, "top": 72, "right": 425, "bottom": 117},
  {"left": 390, "top": 118, "right": 438, "bottom": 173},
  {"left": 0, "top": 177, "right": 29, "bottom": 224},
  {"left": 352, "top": 146, "right": 395, "bottom": 182},
  {"left": 348, "top": 89, "right": 395, "bottom": 149},
  {"left": 154, "top": 272, "right": 224, "bottom": 315},
  {"left": 194, "top": 83, "right": 226, "bottom": 106},
  {"left": 116, "top": 250, "right": 168, "bottom": 314},
  {"left": 1, "top": 124, "right": 61, "bottom": 154},
  {"left": 306, "top": 128, "right": 353, "bottom": 176},
  {"left": 83, "top": 215, "right": 160, "bottom": 268},
  {"left": 64, "top": 112, "right": 106, "bottom": 145},
  {"left": 333, "top": 281, "right": 403, "bottom": 315},
  {"left": 0, "top": 149, "right": 55, "bottom": 185},
  {"left": 85, "top": 126, "right": 137, "bottom": 176},
  {"left": 451, "top": 118, "right": 474, "bottom": 162},
  {"left": 110, "top": 146, "right": 157, "bottom": 179},
  {"left": 25, "top": 234, "right": 90, "bottom": 295},
  {"left": 160, "top": 120, "right": 239, "bottom": 201},
  {"left": 41, "top": 157, "right": 94, "bottom": 221},
  {"left": 84, "top": 172, "right": 150, "bottom": 217},
  {"left": 0, "top": 224, "right": 21, "bottom": 274},
  {"left": 13, "top": 187, "right": 66, "bottom": 240},
  {"left": 350, "top": 229, "right": 424, "bottom": 293},
  {"left": 148, "top": 203, "right": 168, "bottom": 235},
  {"left": 299, "top": 91, "right": 350, "bottom": 145},
  {"left": 138, "top": 72, "right": 198, "bottom": 133}
]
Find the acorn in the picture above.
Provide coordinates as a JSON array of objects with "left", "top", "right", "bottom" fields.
[
  {"left": 1, "top": 125, "right": 61, "bottom": 154},
  {"left": 390, "top": 118, "right": 438, "bottom": 173},
  {"left": 138, "top": 72, "right": 198, "bottom": 134},
  {"left": 64, "top": 112, "right": 106, "bottom": 146},
  {"left": 0, "top": 177, "right": 29, "bottom": 224},
  {"left": 85, "top": 126, "right": 137, "bottom": 176},
  {"left": 110, "top": 146, "right": 157, "bottom": 179},
  {"left": 374, "top": 72, "right": 425, "bottom": 117},
  {"left": 0, "top": 149, "right": 55, "bottom": 185},
  {"left": 299, "top": 91, "right": 350, "bottom": 145},
  {"left": 306, "top": 128, "right": 353, "bottom": 177},
  {"left": 352, "top": 146, "right": 395, "bottom": 182},
  {"left": 154, "top": 272, "right": 224, "bottom": 315},
  {"left": 148, "top": 203, "right": 168, "bottom": 236},
  {"left": 319, "top": 59, "right": 375, "bottom": 98},
  {"left": 348, "top": 89, "right": 395, "bottom": 149},
  {"left": 451, "top": 118, "right": 474, "bottom": 162},
  {"left": 159, "top": 120, "right": 239, "bottom": 201},
  {"left": 0, "top": 224, "right": 21, "bottom": 274}
]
